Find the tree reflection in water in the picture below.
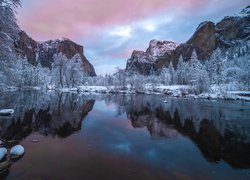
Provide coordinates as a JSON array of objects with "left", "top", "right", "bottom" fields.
[
  {"left": 0, "top": 92, "right": 250, "bottom": 179},
  {"left": 0, "top": 91, "right": 95, "bottom": 140},
  {"left": 107, "top": 94, "right": 250, "bottom": 169},
  {"left": 0, "top": 91, "right": 96, "bottom": 178}
]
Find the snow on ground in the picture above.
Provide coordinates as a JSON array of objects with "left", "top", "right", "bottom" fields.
[
  {"left": 227, "top": 91, "right": 250, "bottom": 96},
  {"left": 2, "top": 85, "right": 250, "bottom": 102}
]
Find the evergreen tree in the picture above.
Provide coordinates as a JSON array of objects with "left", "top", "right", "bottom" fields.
[
  {"left": 176, "top": 55, "right": 188, "bottom": 85},
  {"left": 189, "top": 50, "right": 210, "bottom": 94},
  {"left": 205, "top": 48, "right": 224, "bottom": 85},
  {"left": 168, "top": 62, "right": 174, "bottom": 85}
]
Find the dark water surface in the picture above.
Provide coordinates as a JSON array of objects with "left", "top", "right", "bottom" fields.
[{"left": 0, "top": 91, "right": 250, "bottom": 179}]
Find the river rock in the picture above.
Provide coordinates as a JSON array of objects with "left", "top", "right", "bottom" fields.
[
  {"left": 0, "top": 109, "right": 14, "bottom": 116},
  {"left": 0, "top": 148, "right": 7, "bottom": 161},
  {"left": 10, "top": 145, "right": 25, "bottom": 159}
]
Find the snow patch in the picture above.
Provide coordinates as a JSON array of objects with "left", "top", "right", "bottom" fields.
[
  {"left": 0, "top": 148, "right": 7, "bottom": 161},
  {"left": 0, "top": 109, "right": 14, "bottom": 116},
  {"left": 147, "top": 39, "right": 178, "bottom": 57},
  {"left": 238, "top": 6, "right": 250, "bottom": 17},
  {"left": 10, "top": 145, "right": 25, "bottom": 157}
]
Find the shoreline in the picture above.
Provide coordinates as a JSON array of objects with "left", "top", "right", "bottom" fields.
[{"left": 1, "top": 85, "right": 250, "bottom": 102}]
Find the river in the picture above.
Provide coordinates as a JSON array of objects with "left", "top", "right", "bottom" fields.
[{"left": 0, "top": 91, "right": 250, "bottom": 179}]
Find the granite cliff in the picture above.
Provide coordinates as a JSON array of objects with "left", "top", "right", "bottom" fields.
[
  {"left": 126, "top": 6, "right": 250, "bottom": 75},
  {"left": 16, "top": 31, "right": 96, "bottom": 76}
]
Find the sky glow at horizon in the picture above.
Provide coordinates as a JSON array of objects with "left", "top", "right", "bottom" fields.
[{"left": 17, "top": 0, "right": 249, "bottom": 75}]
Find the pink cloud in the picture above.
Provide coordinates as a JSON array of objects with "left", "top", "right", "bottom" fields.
[{"left": 18, "top": 0, "right": 209, "bottom": 41}]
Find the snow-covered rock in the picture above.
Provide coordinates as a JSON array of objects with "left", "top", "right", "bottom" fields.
[
  {"left": 10, "top": 145, "right": 25, "bottom": 159},
  {"left": 126, "top": 6, "right": 249, "bottom": 75},
  {"left": 146, "top": 39, "right": 178, "bottom": 57},
  {"left": 0, "top": 148, "right": 7, "bottom": 161},
  {"left": 126, "top": 39, "right": 178, "bottom": 75},
  {"left": 238, "top": 5, "right": 250, "bottom": 17},
  {"left": 127, "top": 50, "right": 154, "bottom": 63},
  {"left": 17, "top": 31, "right": 96, "bottom": 76},
  {"left": 0, "top": 109, "right": 14, "bottom": 116}
]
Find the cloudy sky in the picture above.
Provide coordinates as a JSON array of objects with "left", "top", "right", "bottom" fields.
[{"left": 17, "top": 0, "right": 249, "bottom": 75}]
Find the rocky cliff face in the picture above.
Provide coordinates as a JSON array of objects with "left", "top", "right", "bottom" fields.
[
  {"left": 126, "top": 40, "right": 178, "bottom": 75},
  {"left": 16, "top": 31, "right": 96, "bottom": 76},
  {"left": 126, "top": 6, "right": 250, "bottom": 75},
  {"left": 17, "top": 31, "right": 38, "bottom": 65}
]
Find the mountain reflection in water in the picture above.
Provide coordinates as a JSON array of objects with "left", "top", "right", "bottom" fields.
[
  {"left": 0, "top": 91, "right": 250, "bottom": 179},
  {"left": 122, "top": 95, "right": 250, "bottom": 169},
  {"left": 0, "top": 91, "right": 95, "bottom": 140}
]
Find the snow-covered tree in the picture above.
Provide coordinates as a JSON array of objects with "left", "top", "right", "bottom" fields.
[
  {"left": 126, "top": 74, "right": 145, "bottom": 92},
  {"left": 160, "top": 68, "right": 171, "bottom": 85},
  {"left": 187, "top": 50, "right": 210, "bottom": 93},
  {"left": 0, "top": 0, "right": 21, "bottom": 88},
  {"left": 147, "top": 75, "right": 158, "bottom": 90},
  {"left": 0, "top": 0, "right": 20, "bottom": 40},
  {"left": 52, "top": 53, "right": 67, "bottom": 88},
  {"left": 205, "top": 48, "right": 225, "bottom": 85},
  {"left": 168, "top": 62, "right": 175, "bottom": 84},
  {"left": 114, "top": 67, "right": 127, "bottom": 90},
  {"left": 51, "top": 53, "right": 86, "bottom": 88},
  {"left": 222, "top": 51, "right": 250, "bottom": 91},
  {"left": 65, "top": 54, "right": 85, "bottom": 87},
  {"left": 105, "top": 74, "right": 113, "bottom": 87},
  {"left": 133, "top": 74, "right": 145, "bottom": 93},
  {"left": 176, "top": 55, "right": 189, "bottom": 85}
]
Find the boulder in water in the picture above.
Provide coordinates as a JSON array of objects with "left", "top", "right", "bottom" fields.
[
  {"left": 0, "top": 109, "right": 14, "bottom": 116},
  {"left": 10, "top": 145, "right": 24, "bottom": 160},
  {"left": 0, "top": 148, "right": 7, "bottom": 161}
]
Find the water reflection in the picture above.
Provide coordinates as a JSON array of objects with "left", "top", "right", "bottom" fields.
[
  {"left": 104, "top": 95, "right": 250, "bottom": 169},
  {"left": 0, "top": 91, "right": 95, "bottom": 140},
  {"left": 0, "top": 92, "right": 250, "bottom": 179}
]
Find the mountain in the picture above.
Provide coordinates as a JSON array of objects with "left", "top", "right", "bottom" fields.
[
  {"left": 16, "top": 31, "right": 96, "bottom": 76},
  {"left": 126, "top": 40, "right": 178, "bottom": 75},
  {"left": 126, "top": 6, "right": 250, "bottom": 75}
]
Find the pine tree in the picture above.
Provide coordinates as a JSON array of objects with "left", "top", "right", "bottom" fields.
[
  {"left": 176, "top": 55, "right": 188, "bottom": 85},
  {"left": 0, "top": 0, "right": 21, "bottom": 87},
  {"left": 206, "top": 48, "right": 224, "bottom": 85},
  {"left": 160, "top": 68, "right": 171, "bottom": 85},
  {"left": 168, "top": 62, "right": 174, "bottom": 85},
  {"left": 188, "top": 50, "right": 210, "bottom": 94}
]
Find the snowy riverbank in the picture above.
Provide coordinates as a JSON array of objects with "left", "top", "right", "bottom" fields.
[{"left": 3, "top": 85, "right": 249, "bottom": 102}]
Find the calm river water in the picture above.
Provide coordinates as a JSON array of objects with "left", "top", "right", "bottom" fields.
[{"left": 0, "top": 91, "right": 250, "bottom": 179}]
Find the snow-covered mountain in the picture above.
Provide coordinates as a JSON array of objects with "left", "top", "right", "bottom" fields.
[
  {"left": 238, "top": 5, "right": 250, "bottom": 17},
  {"left": 146, "top": 40, "right": 178, "bottom": 57},
  {"left": 126, "top": 6, "right": 250, "bottom": 75},
  {"left": 126, "top": 40, "right": 178, "bottom": 75},
  {"left": 16, "top": 31, "right": 96, "bottom": 76}
]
